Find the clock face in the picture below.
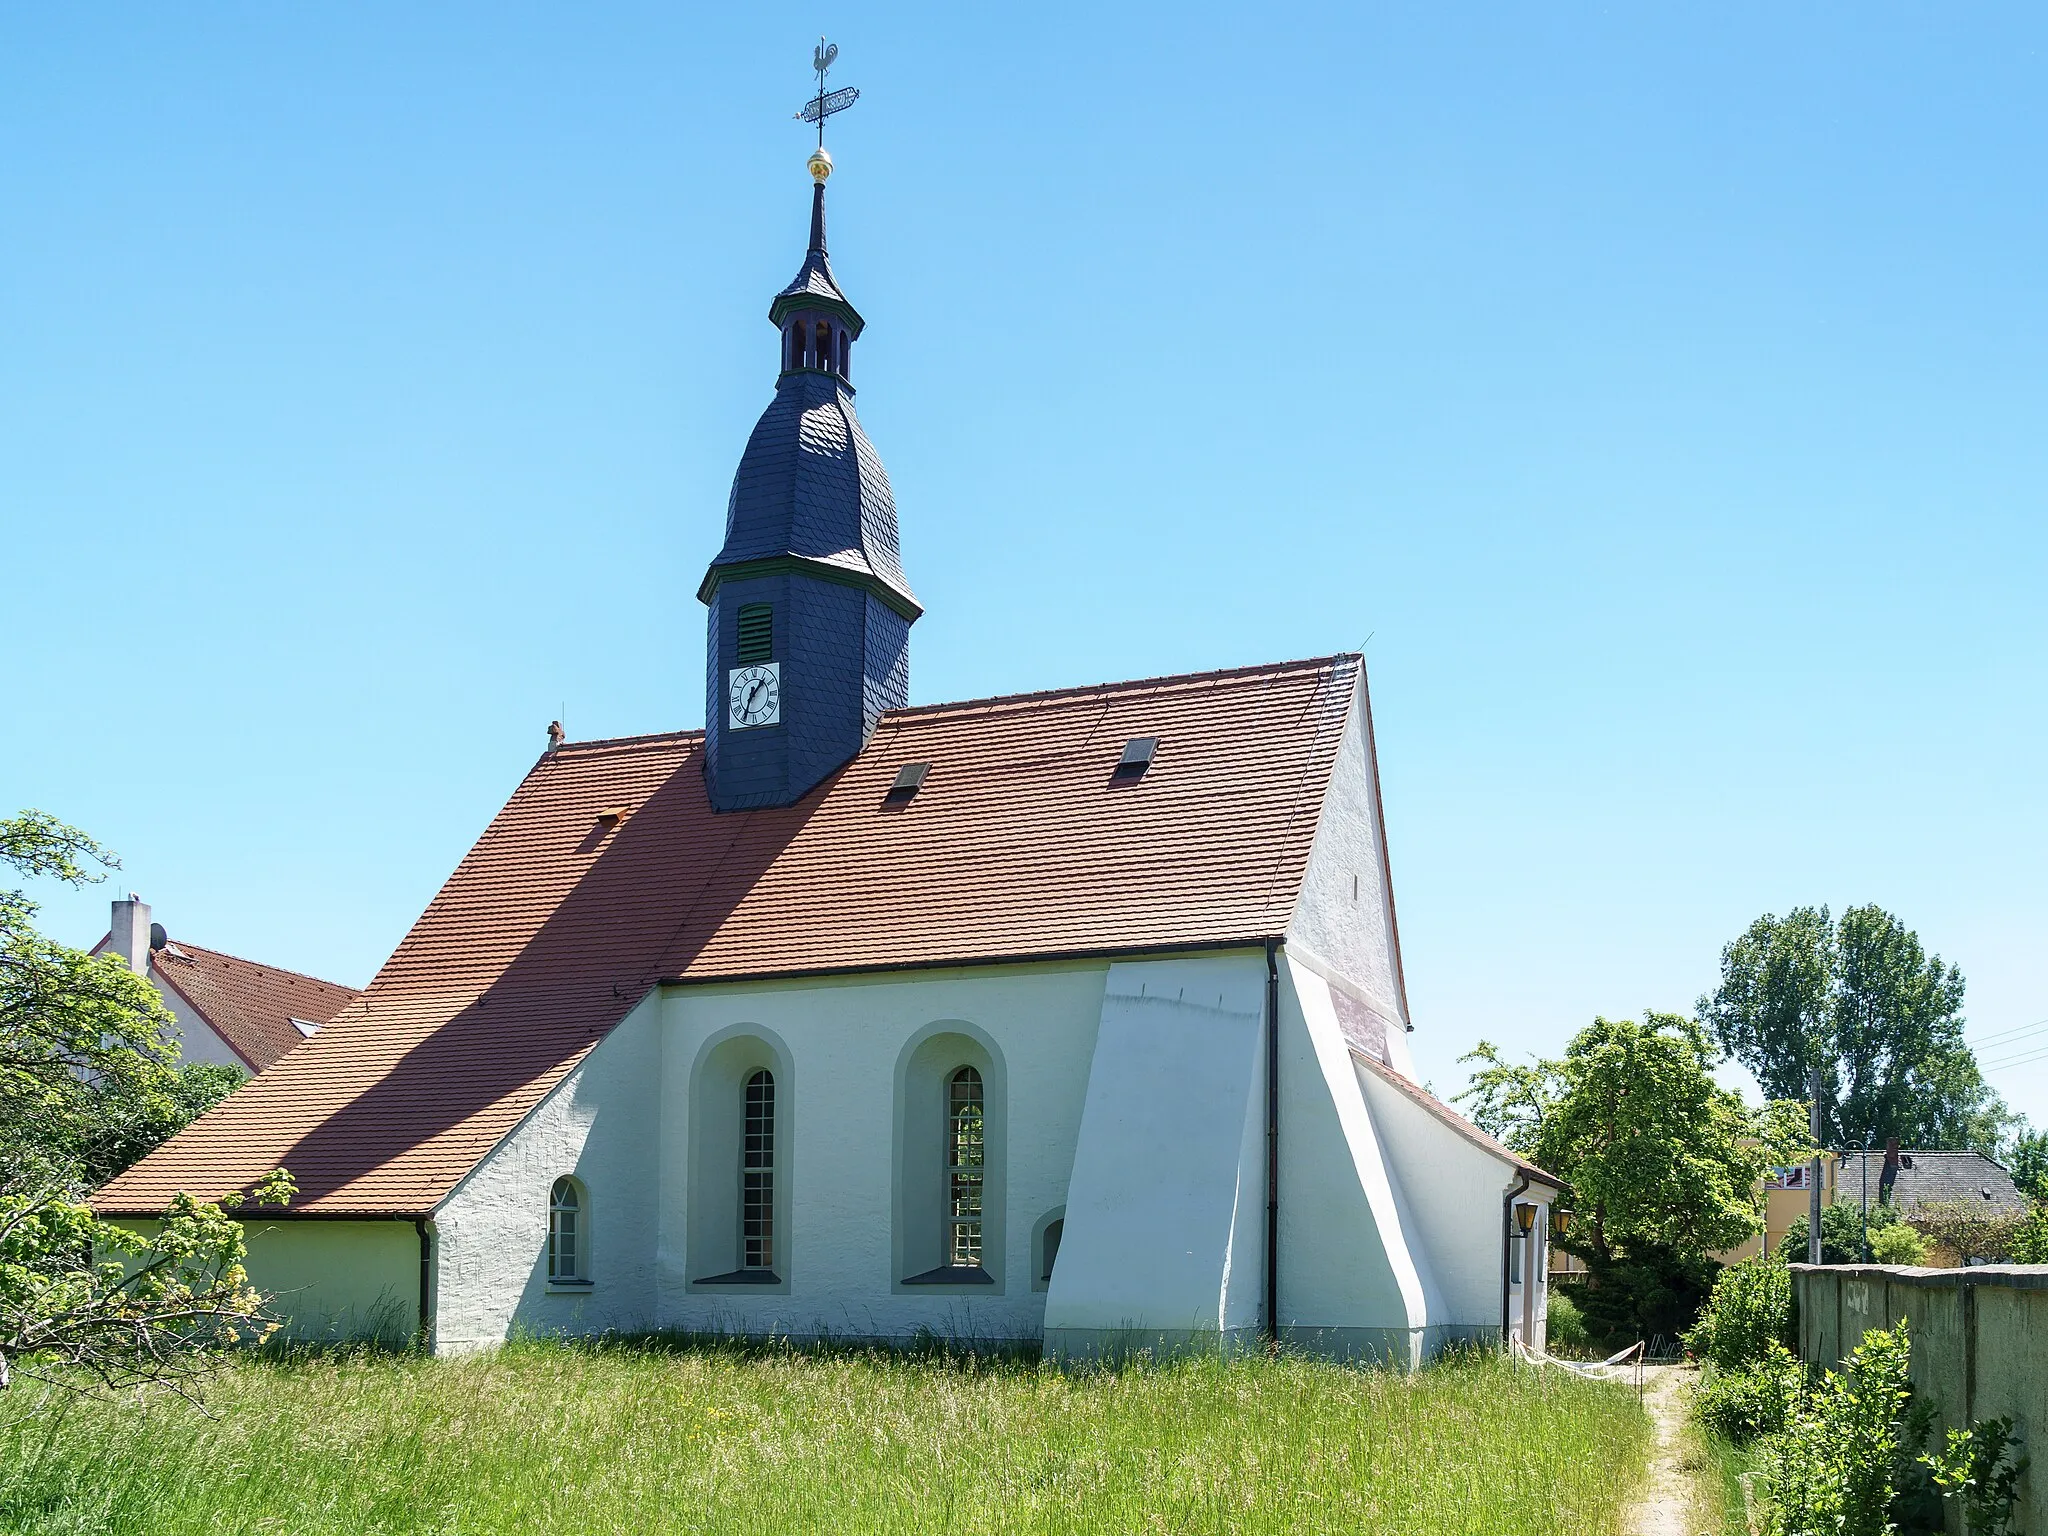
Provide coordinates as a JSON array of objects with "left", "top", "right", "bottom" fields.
[{"left": 727, "top": 662, "right": 781, "bottom": 729}]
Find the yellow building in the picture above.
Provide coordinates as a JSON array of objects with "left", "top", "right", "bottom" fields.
[{"left": 1717, "top": 1155, "right": 1838, "bottom": 1264}]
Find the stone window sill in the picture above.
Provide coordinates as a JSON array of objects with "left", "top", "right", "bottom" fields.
[
  {"left": 901, "top": 1265, "right": 995, "bottom": 1287},
  {"left": 691, "top": 1270, "right": 782, "bottom": 1288},
  {"left": 546, "top": 1279, "right": 595, "bottom": 1295}
]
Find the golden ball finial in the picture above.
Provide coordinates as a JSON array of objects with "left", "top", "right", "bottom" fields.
[{"left": 807, "top": 146, "right": 834, "bottom": 183}]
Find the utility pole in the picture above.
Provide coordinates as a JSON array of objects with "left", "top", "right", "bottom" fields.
[
  {"left": 1860, "top": 1130, "right": 1875, "bottom": 1261},
  {"left": 1808, "top": 1065, "right": 1823, "bottom": 1265}
]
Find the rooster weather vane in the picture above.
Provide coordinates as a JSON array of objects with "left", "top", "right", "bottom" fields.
[{"left": 795, "top": 38, "right": 858, "bottom": 178}]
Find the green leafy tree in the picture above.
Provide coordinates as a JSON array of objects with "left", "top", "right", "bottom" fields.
[
  {"left": 1461, "top": 1013, "right": 1808, "bottom": 1341},
  {"left": 0, "top": 810, "right": 289, "bottom": 1397},
  {"left": 2006, "top": 1128, "right": 2048, "bottom": 1204},
  {"left": 2008, "top": 1204, "right": 2048, "bottom": 1265},
  {"left": 1906, "top": 1202, "right": 2024, "bottom": 1266},
  {"left": 1779, "top": 1200, "right": 1902, "bottom": 1265},
  {"left": 1700, "top": 904, "right": 2011, "bottom": 1154},
  {"left": 0, "top": 811, "right": 241, "bottom": 1187},
  {"left": 0, "top": 1170, "right": 293, "bottom": 1395}
]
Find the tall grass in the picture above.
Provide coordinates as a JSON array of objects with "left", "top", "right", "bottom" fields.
[{"left": 0, "top": 1341, "right": 1649, "bottom": 1534}]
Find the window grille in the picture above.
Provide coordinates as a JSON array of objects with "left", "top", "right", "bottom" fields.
[
  {"left": 946, "top": 1066, "right": 984, "bottom": 1267},
  {"left": 742, "top": 1068, "right": 775, "bottom": 1270},
  {"left": 549, "top": 1177, "right": 583, "bottom": 1282},
  {"left": 737, "top": 604, "right": 773, "bottom": 664}
]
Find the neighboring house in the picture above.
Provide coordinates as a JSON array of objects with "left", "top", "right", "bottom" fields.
[
  {"left": 1717, "top": 1156, "right": 1841, "bottom": 1265},
  {"left": 92, "top": 896, "right": 361, "bottom": 1074},
  {"left": 1829, "top": 1149, "right": 2026, "bottom": 1220},
  {"left": 97, "top": 145, "right": 1562, "bottom": 1363}
]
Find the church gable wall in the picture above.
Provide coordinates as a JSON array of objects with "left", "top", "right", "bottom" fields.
[
  {"left": 656, "top": 961, "right": 1108, "bottom": 1342},
  {"left": 429, "top": 993, "right": 663, "bottom": 1354},
  {"left": 1286, "top": 668, "right": 1414, "bottom": 1078}
]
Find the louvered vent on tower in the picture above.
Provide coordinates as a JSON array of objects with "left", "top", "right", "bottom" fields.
[{"left": 737, "top": 604, "right": 774, "bottom": 663}]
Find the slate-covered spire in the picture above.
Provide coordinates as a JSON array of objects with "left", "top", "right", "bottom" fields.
[{"left": 699, "top": 149, "right": 919, "bottom": 813}]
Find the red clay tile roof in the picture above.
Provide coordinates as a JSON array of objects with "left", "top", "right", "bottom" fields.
[
  {"left": 148, "top": 943, "right": 361, "bottom": 1072},
  {"left": 97, "top": 656, "right": 1359, "bottom": 1217}
]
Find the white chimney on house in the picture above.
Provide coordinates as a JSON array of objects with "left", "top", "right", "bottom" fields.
[{"left": 108, "top": 895, "right": 153, "bottom": 977}]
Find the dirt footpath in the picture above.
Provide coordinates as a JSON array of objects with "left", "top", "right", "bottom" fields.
[{"left": 1631, "top": 1365, "right": 1699, "bottom": 1536}]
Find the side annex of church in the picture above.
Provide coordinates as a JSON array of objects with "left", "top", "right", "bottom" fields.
[{"left": 98, "top": 117, "right": 1559, "bottom": 1365}]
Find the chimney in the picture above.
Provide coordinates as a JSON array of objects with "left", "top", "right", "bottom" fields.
[
  {"left": 108, "top": 895, "right": 153, "bottom": 976},
  {"left": 1879, "top": 1136, "right": 1902, "bottom": 1206}
]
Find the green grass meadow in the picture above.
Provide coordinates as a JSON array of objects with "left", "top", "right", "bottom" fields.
[{"left": 0, "top": 1342, "right": 1650, "bottom": 1535}]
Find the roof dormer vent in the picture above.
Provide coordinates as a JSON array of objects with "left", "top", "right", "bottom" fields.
[
  {"left": 885, "top": 762, "right": 929, "bottom": 802},
  {"left": 1113, "top": 737, "right": 1159, "bottom": 779}
]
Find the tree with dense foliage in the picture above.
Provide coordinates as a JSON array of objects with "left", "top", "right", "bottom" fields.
[
  {"left": 0, "top": 811, "right": 242, "bottom": 1188},
  {"left": 1460, "top": 1013, "right": 1808, "bottom": 1343},
  {"left": 1699, "top": 904, "right": 2011, "bottom": 1155},
  {"left": 2007, "top": 1129, "right": 2048, "bottom": 1204},
  {"left": 0, "top": 810, "right": 288, "bottom": 1396},
  {"left": 1779, "top": 1200, "right": 1902, "bottom": 1266},
  {"left": 1906, "top": 1201, "right": 2027, "bottom": 1266}
]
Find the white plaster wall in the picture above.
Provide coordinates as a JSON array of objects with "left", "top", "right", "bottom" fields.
[
  {"left": 1355, "top": 1059, "right": 1554, "bottom": 1346},
  {"left": 430, "top": 994, "right": 663, "bottom": 1353},
  {"left": 1285, "top": 662, "right": 1415, "bottom": 1079},
  {"left": 106, "top": 1218, "right": 418, "bottom": 1343},
  {"left": 1276, "top": 957, "right": 1440, "bottom": 1364},
  {"left": 1044, "top": 953, "right": 1269, "bottom": 1356},
  {"left": 147, "top": 969, "right": 250, "bottom": 1071},
  {"left": 658, "top": 960, "right": 1109, "bottom": 1343}
]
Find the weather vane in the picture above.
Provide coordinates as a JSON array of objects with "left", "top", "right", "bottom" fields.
[{"left": 795, "top": 37, "right": 858, "bottom": 182}]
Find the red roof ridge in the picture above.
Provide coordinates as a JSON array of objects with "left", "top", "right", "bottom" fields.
[
  {"left": 545, "top": 728, "right": 703, "bottom": 757},
  {"left": 152, "top": 939, "right": 362, "bottom": 997},
  {"left": 878, "top": 653, "right": 1359, "bottom": 724},
  {"left": 535, "top": 658, "right": 1357, "bottom": 761}
]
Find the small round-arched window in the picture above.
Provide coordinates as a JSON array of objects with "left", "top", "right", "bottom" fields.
[{"left": 549, "top": 1177, "right": 587, "bottom": 1283}]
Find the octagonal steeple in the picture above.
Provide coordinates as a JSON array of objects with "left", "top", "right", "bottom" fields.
[{"left": 699, "top": 165, "right": 919, "bottom": 813}]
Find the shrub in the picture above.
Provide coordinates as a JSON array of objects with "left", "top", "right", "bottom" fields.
[
  {"left": 1757, "top": 1321, "right": 1935, "bottom": 1536},
  {"left": 1909, "top": 1202, "right": 2023, "bottom": 1265},
  {"left": 1695, "top": 1341, "right": 1804, "bottom": 1444},
  {"left": 1544, "top": 1290, "right": 1590, "bottom": 1356},
  {"left": 1870, "top": 1223, "right": 1930, "bottom": 1266},
  {"left": 1571, "top": 1244, "right": 1718, "bottom": 1351},
  {"left": 1924, "top": 1415, "right": 2029, "bottom": 1536},
  {"left": 1779, "top": 1199, "right": 1901, "bottom": 1264},
  {"left": 1684, "top": 1253, "right": 1793, "bottom": 1372},
  {"left": 2005, "top": 1202, "right": 2048, "bottom": 1264}
]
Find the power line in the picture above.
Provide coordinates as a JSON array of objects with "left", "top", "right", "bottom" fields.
[
  {"left": 1969, "top": 1015, "right": 2048, "bottom": 1051},
  {"left": 1982, "top": 1042, "right": 2048, "bottom": 1073}
]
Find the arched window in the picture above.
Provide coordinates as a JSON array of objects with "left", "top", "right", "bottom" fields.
[
  {"left": 946, "top": 1066, "right": 985, "bottom": 1267},
  {"left": 742, "top": 1068, "right": 775, "bottom": 1271},
  {"left": 815, "top": 319, "right": 832, "bottom": 373},
  {"left": 1039, "top": 1217, "right": 1063, "bottom": 1284},
  {"left": 549, "top": 1177, "right": 586, "bottom": 1283}
]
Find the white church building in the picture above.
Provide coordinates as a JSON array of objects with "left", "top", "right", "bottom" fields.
[{"left": 99, "top": 125, "right": 1559, "bottom": 1365}]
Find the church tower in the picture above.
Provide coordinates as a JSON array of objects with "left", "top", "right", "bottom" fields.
[{"left": 699, "top": 91, "right": 919, "bottom": 812}]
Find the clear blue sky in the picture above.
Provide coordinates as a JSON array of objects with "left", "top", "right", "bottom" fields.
[{"left": 6, "top": 6, "right": 2046, "bottom": 1129}]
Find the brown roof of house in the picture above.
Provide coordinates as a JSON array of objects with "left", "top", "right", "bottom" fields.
[
  {"left": 97, "top": 656, "right": 1360, "bottom": 1218},
  {"left": 148, "top": 943, "right": 361, "bottom": 1072}
]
